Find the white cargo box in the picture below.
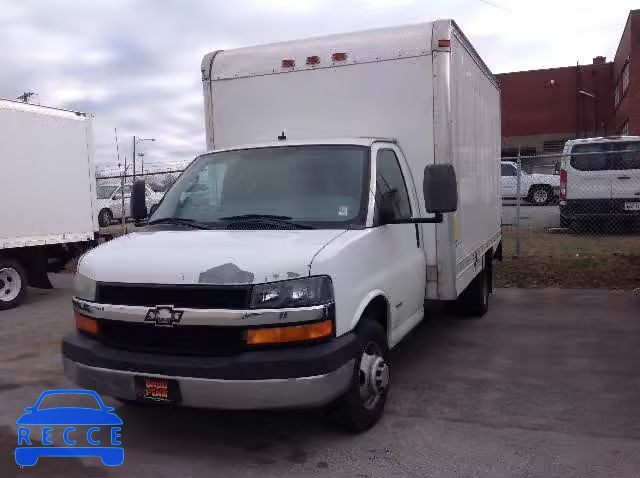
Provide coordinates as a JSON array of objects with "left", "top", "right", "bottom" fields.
[{"left": 0, "top": 99, "right": 98, "bottom": 249}]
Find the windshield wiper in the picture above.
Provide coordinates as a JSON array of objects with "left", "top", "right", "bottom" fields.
[
  {"left": 219, "top": 214, "right": 314, "bottom": 229},
  {"left": 147, "top": 217, "right": 213, "bottom": 230}
]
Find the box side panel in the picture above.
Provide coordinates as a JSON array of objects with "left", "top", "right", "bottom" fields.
[
  {"left": 448, "top": 30, "right": 501, "bottom": 295},
  {"left": 0, "top": 106, "right": 95, "bottom": 246},
  {"left": 433, "top": 26, "right": 501, "bottom": 299}
]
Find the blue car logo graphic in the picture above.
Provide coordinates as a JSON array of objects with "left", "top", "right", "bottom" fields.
[{"left": 15, "top": 389, "right": 123, "bottom": 467}]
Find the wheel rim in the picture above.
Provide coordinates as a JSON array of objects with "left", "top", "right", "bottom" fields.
[
  {"left": 100, "top": 210, "right": 111, "bottom": 224},
  {"left": 358, "top": 341, "right": 389, "bottom": 410},
  {"left": 0, "top": 267, "right": 22, "bottom": 302},
  {"left": 533, "top": 189, "right": 548, "bottom": 204}
]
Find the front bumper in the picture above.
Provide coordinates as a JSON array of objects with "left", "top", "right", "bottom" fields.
[{"left": 62, "top": 332, "right": 357, "bottom": 410}]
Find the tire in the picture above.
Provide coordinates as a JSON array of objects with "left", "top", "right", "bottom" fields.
[
  {"left": 458, "top": 266, "right": 490, "bottom": 318},
  {"left": 527, "top": 186, "right": 553, "bottom": 206},
  {"left": 0, "top": 259, "right": 28, "bottom": 310},
  {"left": 98, "top": 208, "right": 113, "bottom": 227},
  {"left": 331, "top": 319, "right": 389, "bottom": 433},
  {"left": 528, "top": 186, "right": 552, "bottom": 206}
]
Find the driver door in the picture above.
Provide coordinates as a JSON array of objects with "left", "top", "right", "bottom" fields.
[{"left": 373, "top": 146, "right": 427, "bottom": 341}]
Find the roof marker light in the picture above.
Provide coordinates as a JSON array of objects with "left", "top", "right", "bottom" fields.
[
  {"left": 306, "top": 55, "right": 320, "bottom": 65},
  {"left": 282, "top": 59, "right": 295, "bottom": 68},
  {"left": 332, "top": 52, "right": 347, "bottom": 62}
]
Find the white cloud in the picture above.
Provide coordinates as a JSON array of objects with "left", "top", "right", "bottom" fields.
[{"left": 0, "top": 0, "right": 636, "bottom": 172}]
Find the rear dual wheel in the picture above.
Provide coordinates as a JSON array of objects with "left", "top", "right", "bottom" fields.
[{"left": 458, "top": 265, "right": 490, "bottom": 318}]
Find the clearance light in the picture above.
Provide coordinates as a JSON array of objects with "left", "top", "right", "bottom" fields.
[
  {"left": 74, "top": 313, "right": 98, "bottom": 335},
  {"left": 306, "top": 55, "right": 320, "bottom": 65},
  {"left": 282, "top": 59, "right": 295, "bottom": 68},
  {"left": 438, "top": 39, "right": 451, "bottom": 48},
  {"left": 332, "top": 52, "right": 347, "bottom": 62},
  {"left": 246, "top": 320, "right": 333, "bottom": 345}
]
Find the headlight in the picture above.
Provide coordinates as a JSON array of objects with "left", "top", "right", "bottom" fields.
[
  {"left": 74, "top": 273, "right": 96, "bottom": 301},
  {"left": 250, "top": 276, "right": 333, "bottom": 309}
]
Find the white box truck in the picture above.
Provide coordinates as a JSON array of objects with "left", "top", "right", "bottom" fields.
[
  {"left": 63, "top": 20, "right": 501, "bottom": 431},
  {"left": 0, "top": 99, "right": 98, "bottom": 310}
]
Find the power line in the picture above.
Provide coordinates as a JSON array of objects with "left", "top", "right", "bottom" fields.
[{"left": 479, "top": 0, "right": 511, "bottom": 12}]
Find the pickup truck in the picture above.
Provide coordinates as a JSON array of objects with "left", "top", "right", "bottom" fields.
[{"left": 501, "top": 161, "right": 560, "bottom": 205}]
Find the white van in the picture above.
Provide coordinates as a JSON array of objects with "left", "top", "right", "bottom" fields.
[
  {"left": 63, "top": 20, "right": 501, "bottom": 431},
  {"left": 560, "top": 136, "right": 640, "bottom": 228}
]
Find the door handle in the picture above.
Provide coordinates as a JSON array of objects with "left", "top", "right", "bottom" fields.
[{"left": 618, "top": 176, "right": 631, "bottom": 180}]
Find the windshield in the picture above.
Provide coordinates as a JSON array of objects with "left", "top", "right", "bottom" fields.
[
  {"left": 97, "top": 185, "right": 119, "bottom": 199},
  {"left": 151, "top": 145, "right": 369, "bottom": 228}
]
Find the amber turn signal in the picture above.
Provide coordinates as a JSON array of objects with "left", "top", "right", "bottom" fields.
[
  {"left": 74, "top": 312, "right": 99, "bottom": 335},
  {"left": 246, "top": 320, "right": 333, "bottom": 345}
]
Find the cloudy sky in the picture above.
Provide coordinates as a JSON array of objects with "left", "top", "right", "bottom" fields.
[{"left": 1, "top": 0, "right": 636, "bottom": 174}]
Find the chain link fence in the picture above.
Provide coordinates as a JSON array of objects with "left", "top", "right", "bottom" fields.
[
  {"left": 95, "top": 170, "right": 183, "bottom": 235},
  {"left": 499, "top": 144, "right": 640, "bottom": 289},
  {"left": 94, "top": 147, "right": 639, "bottom": 290}
]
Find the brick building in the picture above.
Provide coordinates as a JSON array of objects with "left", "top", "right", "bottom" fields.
[{"left": 496, "top": 9, "right": 639, "bottom": 163}]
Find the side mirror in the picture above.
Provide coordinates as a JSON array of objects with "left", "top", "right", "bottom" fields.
[
  {"left": 423, "top": 164, "right": 458, "bottom": 213},
  {"left": 131, "top": 180, "right": 148, "bottom": 221},
  {"left": 378, "top": 190, "right": 398, "bottom": 225}
]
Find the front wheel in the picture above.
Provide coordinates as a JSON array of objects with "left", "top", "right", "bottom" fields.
[
  {"left": 331, "top": 319, "right": 389, "bottom": 433},
  {"left": 0, "top": 259, "right": 27, "bottom": 310}
]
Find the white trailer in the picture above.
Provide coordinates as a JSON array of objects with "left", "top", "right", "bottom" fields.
[
  {"left": 0, "top": 99, "right": 98, "bottom": 310},
  {"left": 64, "top": 20, "right": 501, "bottom": 431}
]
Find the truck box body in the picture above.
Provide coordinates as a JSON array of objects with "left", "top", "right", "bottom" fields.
[
  {"left": 202, "top": 20, "right": 501, "bottom": 299},
  {"left": 0, "top": 99, "right": 98, "bottom": 249}
]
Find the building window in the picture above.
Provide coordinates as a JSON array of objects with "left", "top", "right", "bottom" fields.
[{"left": 614, "top": 62, "right": 630, "bottom": 109}]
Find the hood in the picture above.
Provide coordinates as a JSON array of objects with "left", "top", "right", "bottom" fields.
[{"left": 80, "top": 229, "right": 346, "bottom": 285}]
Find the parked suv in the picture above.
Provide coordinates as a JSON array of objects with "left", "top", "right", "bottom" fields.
[
  {"left": 560, "top": 136, "right": 640, "bottom": 228},
  {"left": 96, "top": 183, "right": 163, "bottom": 227},
  {"left": 501, "top": 161, "right": 560, "bottom": 205}
]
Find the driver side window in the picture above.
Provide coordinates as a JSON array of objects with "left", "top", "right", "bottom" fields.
[{"left": 375, "top": 149, "right": 411, "bottom": 222}]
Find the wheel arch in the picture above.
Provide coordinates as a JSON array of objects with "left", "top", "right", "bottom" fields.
[{"left": 350, "top": 291, "right": 391, "bottom": 343}]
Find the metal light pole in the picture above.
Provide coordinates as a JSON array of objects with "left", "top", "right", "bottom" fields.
[{"left": 132, "top": 136, "right": 155, "bottom": 181}]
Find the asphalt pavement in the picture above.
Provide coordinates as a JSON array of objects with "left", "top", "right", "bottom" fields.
[
  {"left": 502, "top": 201, "right": 560, "bottom": 229},
  {"left": 1, "top": 275, "right": 639, "bottom": 477}
]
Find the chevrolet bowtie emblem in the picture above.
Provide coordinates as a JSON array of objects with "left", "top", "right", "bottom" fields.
[{"left": 144, "top": 306, "right": 183, "bottom": 327}]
